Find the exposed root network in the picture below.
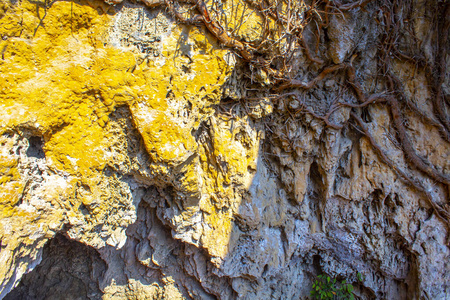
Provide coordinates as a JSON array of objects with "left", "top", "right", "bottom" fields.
[{"left": 103, "top": 0, "right": 450, "bottom": 228}]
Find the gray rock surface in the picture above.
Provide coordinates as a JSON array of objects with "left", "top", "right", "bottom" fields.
[{"left": 1, "top": 0, "right": 449, "bottom": 299}]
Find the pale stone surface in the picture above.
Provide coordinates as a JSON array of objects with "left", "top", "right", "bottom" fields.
[{"left": 1, "top": 0, "right": 449, "bottom": 299}]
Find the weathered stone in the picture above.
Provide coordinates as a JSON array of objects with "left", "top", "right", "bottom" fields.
[{"left": 1, "top": 0, "right": 449, "bottom": 299}]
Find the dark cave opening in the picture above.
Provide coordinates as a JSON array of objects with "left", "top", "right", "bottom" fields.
[{"left": 5, "top": 234, "right": 106, "bottom": 300}]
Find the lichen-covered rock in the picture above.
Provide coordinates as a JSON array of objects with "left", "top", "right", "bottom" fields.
[
  {"left": 1, "top": 0, "right": 449, "bottom": 299},
  {"left": 0, "top": 0, "right": 232, "bottom": 296}
]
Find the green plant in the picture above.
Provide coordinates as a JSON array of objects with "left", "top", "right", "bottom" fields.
[
  {"left": 356, "top": 272, "right": 364, "bottom": 283},
  {"left": 310, "top": 275, "right": 355, "bottom": 300}
]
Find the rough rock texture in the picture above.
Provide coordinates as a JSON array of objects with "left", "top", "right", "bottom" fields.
[
  {"left": 0, "top": 0, "right": 449, "bottom": 299},
  {"left": 5, "top": 234, "right": 106, "bottom": 300}
]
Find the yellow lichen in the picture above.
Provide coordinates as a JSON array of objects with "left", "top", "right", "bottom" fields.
[{"left": 0, "top": 0, "right": 262, "bottom": 283}]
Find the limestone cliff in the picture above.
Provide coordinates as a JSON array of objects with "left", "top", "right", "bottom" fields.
[{"left": 0, "top": 0, "right": 449, "bottom": 299}]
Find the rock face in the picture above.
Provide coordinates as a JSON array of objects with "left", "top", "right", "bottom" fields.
[{"left": 0, "top": 0, "right": 449, "bottom": 299}]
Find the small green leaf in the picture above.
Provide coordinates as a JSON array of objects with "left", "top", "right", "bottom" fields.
[
  {"left": 348, "top": 284, "right": 353, "bottom": 292},
  {"left": 357, "top": 272, "right": 363, "bottom": 282}
]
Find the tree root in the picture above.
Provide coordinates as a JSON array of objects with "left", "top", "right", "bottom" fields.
[
  {"left": 100, "top": 0, "right": 449, "bottom": 230},
  {"left": 387, "top": 97, "right": 450, "bottom": 186},
  {"left": 351, "top": 112, "right": 450, "bottom": 226},
  {"left": 195, "top": 0, "right": 253, "bottom": 60},
  {"left": 275, "top": 64, "right": 345, "bottom": 92}
]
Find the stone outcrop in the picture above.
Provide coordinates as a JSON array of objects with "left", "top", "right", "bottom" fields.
[{"left": 0, "top": 0, "right": 449, "bottom": 299}]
